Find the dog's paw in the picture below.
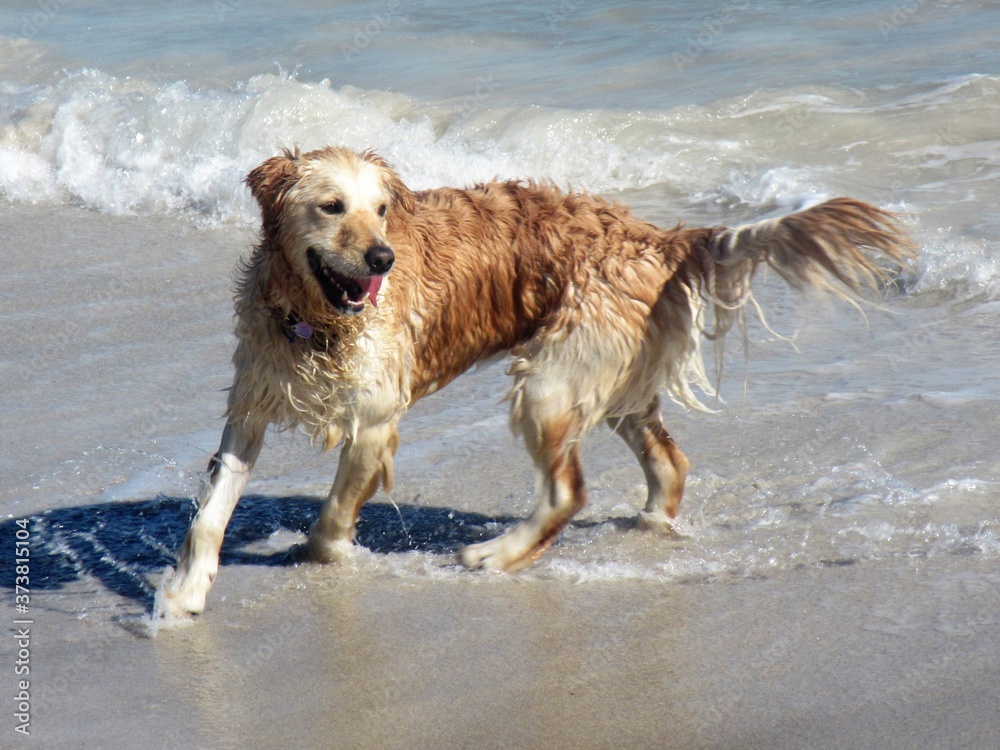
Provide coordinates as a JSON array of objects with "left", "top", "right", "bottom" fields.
[
  {"left": 459, "top": 528, "right": 540, "bottom": 572},
  {"left": 458, "top": 539, "right": 510, "bottom": 571},
  {"left": 155, "top": 567, "right": 210, "bottom": 620},
  {"left": 304, "top": 535, "right": 356, "bottom": 564},
  {"left": 636, "top": 510, "right": 683, "bottom": 537}
]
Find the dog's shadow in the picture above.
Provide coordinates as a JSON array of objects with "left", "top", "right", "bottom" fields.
[{"left": 0, "top": 496, "right": 518, "bottom": 612}]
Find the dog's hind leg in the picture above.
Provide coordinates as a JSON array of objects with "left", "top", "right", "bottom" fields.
[
  {"left": 164, "top": 418, "right": 264, "bottom": 617},
  {"left": 307, "top": 421, "right": 399, "bottom": 562},
  {"left": 460, "top": 413, "right": 587, "bottom": 572},
  {"left": 610, "top": 397, "right": 689, "bottom": 532}
]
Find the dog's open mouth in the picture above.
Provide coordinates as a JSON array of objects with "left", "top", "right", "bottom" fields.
[{"left": 307, "top": 248, "right": 383, "bottom": 314}]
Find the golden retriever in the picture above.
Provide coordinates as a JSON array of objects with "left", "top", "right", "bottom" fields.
[{"left": 163, "top": 146, "right": 915, "bottom": 617}]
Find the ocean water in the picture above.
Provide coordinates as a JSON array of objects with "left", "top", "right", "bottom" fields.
[{"left": 2, "top": 0, "right": 999, "bottom": 609}]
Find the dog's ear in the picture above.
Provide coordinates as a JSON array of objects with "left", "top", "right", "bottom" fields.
[
  {"left": 384, "top": 168, "right": 416, "bottom": 216},
  {"left": 361, "top": 150, "right": 415, "bottom": 215},
  {"left": 245, "top": 150, "right": 300, "bottom": 238}
]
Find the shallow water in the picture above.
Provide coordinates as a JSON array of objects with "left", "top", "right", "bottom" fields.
[
  {"left": 0, "top": 3, "right": 1000, "bottom": 624},
  {"left": 2, "top": 2, "right": 1000, "bottom": 747}
]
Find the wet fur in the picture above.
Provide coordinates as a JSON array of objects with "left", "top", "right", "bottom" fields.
[{"left": 163, "top": 146, "right": 916, "bottom": 617}]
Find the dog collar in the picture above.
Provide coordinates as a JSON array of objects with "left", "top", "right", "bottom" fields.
[{"left": 279, "top": 313, "right": 314, "bottom": 344}]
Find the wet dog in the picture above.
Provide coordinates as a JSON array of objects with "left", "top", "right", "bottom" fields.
[{"left": 163, "top": 146, "right": 915, "bottom": 616}]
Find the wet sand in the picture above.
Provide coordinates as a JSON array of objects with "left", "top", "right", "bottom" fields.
[
  {"left": 3, "top": 205, "right": 999, "bottom": 749},
  {"left": 15, "top": 557, "right": 1000, "bottom": 750}
]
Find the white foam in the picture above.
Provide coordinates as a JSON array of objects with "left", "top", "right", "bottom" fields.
[
  {"left": 3, "top": 66, "right": 999, "bottom": 305},
  {"left": 911, "top": 230, "right": 1000, "bottom": 301},
  {"left": 0, "top": 68, "right": 823, "bottom": 221},
  {"left": 694, "top": 165, "right": 831, "bottom": 213}
]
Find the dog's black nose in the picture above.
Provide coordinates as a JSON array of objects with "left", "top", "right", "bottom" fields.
[{"left": 365, "top": 244, "right": 395, "bottom": 275}]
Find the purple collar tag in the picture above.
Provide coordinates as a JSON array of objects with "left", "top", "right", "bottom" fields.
[{"left": 293, "top": 321, "right": 314, "bottom": 338}]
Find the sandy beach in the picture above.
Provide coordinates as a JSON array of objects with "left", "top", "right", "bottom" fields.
[
  {"left": 19, "top": 557, "right": 1000, "bottom": 750},
  {"left": 3, "top": 205, "right": 998, "bottom": 749}
]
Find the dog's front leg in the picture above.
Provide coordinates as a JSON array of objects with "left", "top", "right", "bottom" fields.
[
  {"left": 163, "top": 418, "right": 264, "bottom": 617},
  {"left": 307, "top": 422, "right": 399, "bottom": 562}
]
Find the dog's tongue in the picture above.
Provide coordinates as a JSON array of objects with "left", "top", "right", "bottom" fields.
[{"left": 358, "top": 275, "right": 383, "bottom": 308}]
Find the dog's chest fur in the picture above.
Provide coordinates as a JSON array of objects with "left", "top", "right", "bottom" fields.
[{"left": 228, "top": 299, "right": 410, "bottom": 444}]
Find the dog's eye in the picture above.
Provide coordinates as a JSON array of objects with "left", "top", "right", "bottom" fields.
[
  {"left": 320, "top": 200, "right": 345, "bottom": 215},
  {"left": 377, "top": 203, "right": 387, "bottom": 218}
]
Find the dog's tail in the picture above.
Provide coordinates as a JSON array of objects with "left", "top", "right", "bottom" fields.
[{"left": 668, "top": 198, "right": 917, "bottom": 408}]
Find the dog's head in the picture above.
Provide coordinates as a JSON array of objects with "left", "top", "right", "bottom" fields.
[{"left": 246, "top": 147, "right": 414, "bottom": 315}]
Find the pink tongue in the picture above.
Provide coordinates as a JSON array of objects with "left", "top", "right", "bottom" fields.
[{"left": 358, "top": 275, "right": 383, "bottom": 308}]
